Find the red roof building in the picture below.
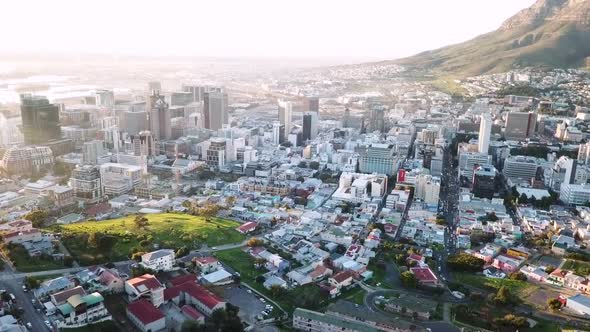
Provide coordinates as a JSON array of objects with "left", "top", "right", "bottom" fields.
[
  {"left": 181, "top": 305, "right": 205, "bottom": 323},
  {"left": 127, "top": 299, "right": 166, "bottom": 332},
  {"left": 125, "top": 274, "right": 165, "bottom": 307},
  {"left": 236, "top": 222, "right": 257, "bottom": 234},
  {"left": 169, "top": 274, "right": 198, "bottom": 287},
  {"left": 410, "top": 267, "right": 439, "bottom": 286},
  {"left": 164, "top": 280, "right": 225, "bottom": 315}
]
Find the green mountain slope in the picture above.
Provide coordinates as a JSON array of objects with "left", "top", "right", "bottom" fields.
[{"left": 394, "top": 0, "right": 590, "bottom": 77}]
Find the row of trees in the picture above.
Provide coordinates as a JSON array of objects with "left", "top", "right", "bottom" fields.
[{"left": 447, "top": 253, "right": 484, "bottom": 272}]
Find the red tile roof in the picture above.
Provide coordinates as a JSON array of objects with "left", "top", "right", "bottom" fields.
[
  {"left": 410, "top": 267, "right": 438, "bottom": 283},
  {"left": 408, "top": 254, "right": 424, "bottom": 262},
  {"left": 331, "top": 270, "right": 354, "bottom": 283},
  {"left": 7, "top": 219, "right": 31, "bottom": 228},
  {"left": 127, "top": 299, "right": 164, "bottom": 325},
  {"left": 194, "top": 257, "right": 218, "bottom": 265},
  {"left": 236, "top": 222, "right": 257, "bottom": 233},
  {"left": 181, "top": 305, "right": 204, "bottom": 320},
  {"left": 4, "top": 228, "right": 41, "bottom": 239},
  {"left": 550, "top": 268, "right": 567, "bottom": 278},
  {"left": 179, "top": 282, "right": 223, "bottom": 309},
  {"left": 99, "top": 269, "right": 121, "bottom": 286},
  {"left": 164, "top": 287, "right": 182, "bottom": 301},
  {"left": 127, "top": 274, "right": 163, "bottom": 292},
  {"left": 249, "top": 246, "right": 266, "bottom": 256},
  {"left": 169, "top": 274, "right": 198, "bottom": 287},
  {"left": 84, "top": 202, "right": 111, "bottom": 216}
]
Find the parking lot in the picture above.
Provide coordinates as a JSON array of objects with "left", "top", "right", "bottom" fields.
[{"left": 221, "top": 285, "right": 269, "bottom": 325}]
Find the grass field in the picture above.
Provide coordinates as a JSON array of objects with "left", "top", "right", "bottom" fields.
[
  {"left": 55, "top": 213, "right": 245, "bottom": 264},
  {"left": 562, "top": 260, "right": 590, "bottom": 276},
  {"left": 2, "top": 244, "right": 65, "bottom": 272},
  {"left": 453, "top": 272, "right": 538, "bottom": 297}
]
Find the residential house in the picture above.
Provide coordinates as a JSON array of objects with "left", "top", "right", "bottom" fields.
[
  {"left": 236, "top": 221, "right": 257, "bottom": 234},
  {"left": 51, "top": 286, "right": 86, "bottom": 306},
  {"left": 547, "top": 268, "right": 568, "bottom": 286},
  {"left": 34, "top": 276, "right": 75, "bottom": 299},
  {"left": 327, "top": 270, "right": 355, "bottom": 296},
  {"left": 127, "top": 299, "right": 166, "bottom": 332},
  {"left": 141, "top": 249, "right": 176, "bottom": 272},
  {"left": 410, "top": 267, "right": 439, "bottom": 287},
  {"left": 56, "top": 292, "right": 111, "bottom": 329},
  {"left": 125, "top": 274, "right": 165, "bottom": 307},
  {"left": 492, "top": 255, "right": 525, "bottom": 273},
  {"left": 193, "top": 257, "right": 221, "bottom": 274}
]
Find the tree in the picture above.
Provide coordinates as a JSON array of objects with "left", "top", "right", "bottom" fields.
[
  {"left": 131, "top": 251, "right": 146, "bottom": 261},
  {"left": 447, "top": 253, "right": 484, "bottom": 272},
  {"left": 181, "top": 320, "right": 201, "bottom": 332},
  {"left": 494, "top": 314, "right": 529, "bottom": 329},
  {"left": 309, "top": 161, "right": 320, "bottom": 170},
  {"left": 225, "top": 196, "right": 236, "bottom": 208},
  {"left": 134, "top": 215, "right": 149, "bottom": 228},
  {"left": 24, "top": 210, "right": 49, "bottom": 228},
  {"left": 255, "top": 275, "right": 266, "bottom": 283},
  {"left": 545, "top": 265, "right": 556, "bottom": 274},
  {"left": 508, "top": 271, "right": 527, "bottom": 281},
  {"left": 519, "top": 193, "right": 528, "bottom": 204},
  {"left": 297, "top": 161, "right": 308, "bottom": 168},
  {"left": 400, "top": 271, "right": 418, "bottom": 288},
  {"left": 493, "top": 286, "right": 512, "bottom": 305},
  {"left": 548, "top": 298, "right": 562, "bottom": 310},
  {"left": 24, "top": 276, "right": 41, "bottom": 289},
  {"left": 64, "top": 256, "right": 74, "bottom": 267},
  {"left": 247, "top": 238, "right": 264, "bottom": 247},
  {"left": 270, "top": 284, "right": 285, "bottom": 297},
  {"left": 176, "top": 246, "right": 189, "bottom": 258}
]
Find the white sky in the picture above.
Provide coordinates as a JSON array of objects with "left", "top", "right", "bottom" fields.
[{"left": 0, "top": 0, "right": 535, "bottom": 60}]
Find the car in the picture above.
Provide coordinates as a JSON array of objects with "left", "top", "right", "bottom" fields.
[
  {"left": 31, "top": 299, "right": 36, "bottom": 304},
  {"left": 44, "top": 321, "right": 52, "bottom": 330},
  {"left": 22, "top": 285, "right": 28, "bottom": 292},
  {"left": 256, "top": 315, "right": 263, "bottom": 321},
  {"left": 26, "top": 323, "right": 32, "bottom": 330},
  {"left": 260, "top": 298, "right": 266, "bottom": 303},
  {"left": 262, "top": 311, "right": 269, "bottom": 316},
  {"left": 211, "top": 247, "right": 218, "bottom": 250},
  {"left": 246, "top": 289, "right": 252, "bottom": 294}
]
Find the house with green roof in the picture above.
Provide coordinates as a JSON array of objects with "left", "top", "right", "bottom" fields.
[{"left": 56, "top": 292, "right": 112, "bottom": 329}]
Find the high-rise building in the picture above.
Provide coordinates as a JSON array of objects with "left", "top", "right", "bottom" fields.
[
  {"left": 421, "top": 129, "right": 437, "bottom": 145},
  {"left": 368, "top": 105, "right": 385, "bottom": 133},
  {"left": 203, "top": 89, "right": 228, "bottom": 130},
  {"left": 458, "top": 152, "right": 492, "bottom": 179},
  {"left": 182, "top": 84, "right": 206, "bottom": 103},
  {"left": 302, "top": 112, "right": 318, "bottom": 141},
  {"left": 95, "top": 90, "right": 115, "bottom": 109},
  {"left": 503, "top": 156, "right": 540, "bottom": 181},
  {"left": 123, "top": 111, "right": 149, "bottom": 135},
  {"left": 359, "top": 144, "right": 398, "bottom": 175},
  {"left": 0, "top": 146, "right": 53, "bottom": 175},
  {"left": 149, "top": 92, "right": 171, "bottom": 140},
  {"left": 472, "top": 164, "right": 497, "bottom": 199},
  {"left": 478, "top": 114, "right": 492, "bottom": 154},
  {"left": 504, "top": 111, "right": 537, "bottom": 140},
  {"left": 206, "top": 138, "right": 226, "bottom": 168},
  {"left": 83, "top": 140, "right": 105, "bottom": 165},
  {"left": 304, "top": 96, "right": 319, "bottom": 113},
  {"left": 0, "top": 110, "right": 23, "bottom": 147},
  {"left": 549, "top": 156, "right": 577, "bottom": 191},
  {"left": 133, "top": 131, "right": 156, "bottom": 157},
  {"left": 578, "top": 142, "right": 590, "bottom": 165},
  {"left": 272, "top": 122, "right": 281, "bottom": 145},
  {"left": 342, "top": 108, "right": 351, "bottom": 128},
  {"left": 71, "top": 165, "right": 102, "bottom": 203},
  {"left": 20, "top": 94, "right": 61, "bottom": 145},
  {"left": 148, "top": 81, "right": 162, "bottom": 94},
  {"left": 278, "top": 101, "right": 292, "bottom": 139},
  {"left": 560, "top": 183, "right": 590, "bottom": 205},
  {"left": 170, "top": 92, "right": 193, "bottom": 106}
]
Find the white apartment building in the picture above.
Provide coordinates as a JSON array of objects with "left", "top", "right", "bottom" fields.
[
  {"left": 503, "top": 156, "right": 540, "bottom": 181},
  {"left": 560, "top": 183, "right": 590, "bottom": 205},
  {"left": 140, "top": 249, "right": 175, "bottom": 272}
]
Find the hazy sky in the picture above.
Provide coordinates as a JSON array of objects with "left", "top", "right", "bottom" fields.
[{"left": 1, "top": 0, "right": 535, "bottom": 60}]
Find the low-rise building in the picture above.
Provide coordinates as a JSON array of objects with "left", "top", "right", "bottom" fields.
[
  {"left": 125, "top": 274, "right": 165, "bottom": 307},
  {"left": 141, "top": 249, "right": 175, "bottom": 272},
  {"left": 56, "top": 292, "right": 111, "bottom": 329},
  {"left": 127, "top": 299, "right": 166, "bottom": 332}
]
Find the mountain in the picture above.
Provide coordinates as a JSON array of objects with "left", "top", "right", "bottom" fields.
[{"left": 394, "top": 0, "right": 590, "bottom": 77}]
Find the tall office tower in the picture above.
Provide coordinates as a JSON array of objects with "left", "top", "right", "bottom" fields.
[
  {"left": 302, "top": 112, "right": 318, "bottom": 141},
  {"left": 368, "top": 105, "right": 385, "bottom": 133},
  {"left": 421, "top": 129, "right": 437, "bottom": 145},
  {"left": 550, "top": 156, "right": 578, "bottom": 191},
  {"left": 504, "top": 111, "right": 537, "bottom": 140},
  {"left": 82, "top": 140, "right": 105, "bottom": 165},
  {"left": 123, "top": 111, "right": 148, "bottom": 135},
  {"left": 148, "top": 81, "right": 162, "bottom": 94},
  {"left": 472, "top": 164, "right": 497, "bottom": 199},
  {"left": 19, "top": 94, "right": 61, "bottom": 145},
  {"left": 133, "top": 131, "right": 156, "bottom": 157},
  {"left": 342, "top": 108, "right": 351, "bottom": 128},
  {"left": 95, "top": 90, "right": 115, "bottom": 108},
  {"left": 71, "top": 165, "right": 103, "bottom": 203},
  {"left": 304, "top": 96, "right": 319, "bottom": 113},
  {"left": 182, "top": 84, "right": 205, "bottom": 102},
  {"left": 149, "top": 92, "right": 171, "bottom": 140},
  {"left": 206, "top": 138, "right": 227, "bottom": 168},
  {"left": 203, "top": 88, "right": 228, "bottom": 130},
  {"left": 272, "top": 121, "right": 281, "bottom": 145},
  {"left": 578, "top": 142, "right": 590, "bottom": 165},
  {"left": 0, "top": 110, "right": 23, "bottom": 147},
  {"left": 278, "top": 100, "right": 293, "bottom": 138},
  {"left": 478, "top": 114, "right": 492, "bottom": 154},
  {"left": 170, "top": 91, "right": 193, "bottom": 106}
]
